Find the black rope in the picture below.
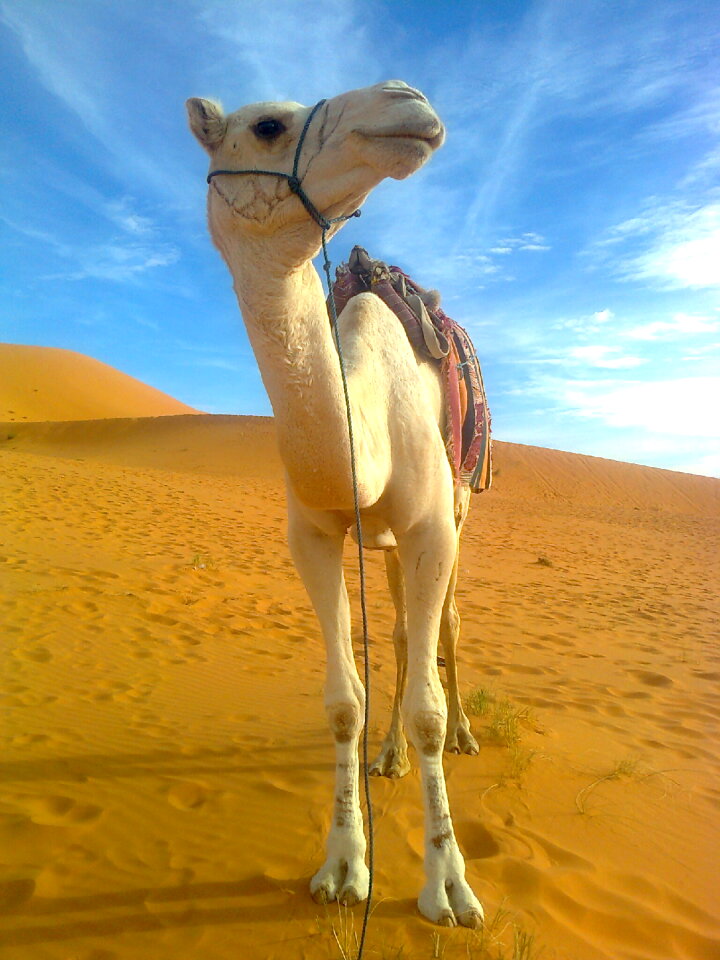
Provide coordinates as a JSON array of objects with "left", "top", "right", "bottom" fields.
[
  {"left": 207, "top": 100, "right": 372, "bottom": 960},
  {"left": 322, "top": 232, "right": 374, "bottom": 960}
]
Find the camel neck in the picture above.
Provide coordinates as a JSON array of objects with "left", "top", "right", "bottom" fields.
[{"left": 223, "top": 240, "right": 354, "bottom": 503}]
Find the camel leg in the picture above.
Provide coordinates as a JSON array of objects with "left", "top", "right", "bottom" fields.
[
  {"left": 369, "top": 549, "right": 411, "bottom": 778},
  {"left": 287, "top": 502, "right": 369, "bottom": 907},
  {"left": 398, "top": 516, "right": 483, "bottom": 928},
  {"left": 443, "top": 484, "right": 479, "bottom": 756}
]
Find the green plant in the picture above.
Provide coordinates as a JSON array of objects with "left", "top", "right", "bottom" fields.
[
  {"left": 508, "top": 745, "right": 538, "bottom": 780},
  {"left": 464, "top": 689, "right": 539, "bottom": 749},
  {"left": 464, "top": 687, "right": 494, "bottom": 717}
]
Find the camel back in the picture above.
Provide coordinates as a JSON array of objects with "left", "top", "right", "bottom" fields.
[{"left": 330, "top": 246, "right": 492, "bottom": 492}]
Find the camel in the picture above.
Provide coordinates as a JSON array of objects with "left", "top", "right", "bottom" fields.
[{"left": 187, "top": 79, "right": 483, "bottom": 928}]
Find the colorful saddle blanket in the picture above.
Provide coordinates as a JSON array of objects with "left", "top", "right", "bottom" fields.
[{"left": 330, "top": 246, "right": 492, "bottom": 493}]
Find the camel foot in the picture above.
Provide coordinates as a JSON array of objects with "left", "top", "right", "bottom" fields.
[
  {"left": 445, "top": 723, "right": 479, "bottom": 756},
  {"left": 418, "top": 875, "right": 484, "bottom": 928},
  {"left": 310, "top": 857, "right": 369, "bottom": 907},
  {"left": 369, "top": 741, "right": 411, "bottom": 779}
]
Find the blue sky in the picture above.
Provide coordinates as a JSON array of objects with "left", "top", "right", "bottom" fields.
[{"left": 1, "top": 0, "right": 718, "bottom": 477}]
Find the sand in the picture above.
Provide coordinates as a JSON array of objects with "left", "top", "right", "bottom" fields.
[
  {"left": 1, "top": 349, "right": 719, "bottom": 960},
  {"left": 0, "top": 345, "right": 201, "bottom": 421}
]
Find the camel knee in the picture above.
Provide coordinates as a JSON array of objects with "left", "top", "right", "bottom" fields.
[
  {"left": 408, "top": 710, "right": 447, "bottom": 756},
  {"left": 327, "top": 700, "right": 363, "bottom": 743}
]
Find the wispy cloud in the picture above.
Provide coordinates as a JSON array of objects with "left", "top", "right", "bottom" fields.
[
  {"left": 0, "top": 1, "right": 199, "bottom": 208},
  {"left": 490, "top": 233, "right": 551, "bottom": 254},
  {"left": 519, "top": 374, "right": 720, "bottom": 439},
  {"left": 553, "top": 309, "right": 616, "bottom": 334},
  {"left": 624, "top": 312, "right": 720, "bottom": 340},
  {"left": 193, "top": 0, "right": 379, "bottom": 104},
  {"left": 597, "top": 200, "right": 720, "bottom": 290},
  {"left": 45, "top": 241, "right": 180, "bottom": 283},
  {"left": 564, "top": 345, "right": 647, "bottom": 369},
  {"left": 4, "top": 213, "right": 179, "bottom": 284}
]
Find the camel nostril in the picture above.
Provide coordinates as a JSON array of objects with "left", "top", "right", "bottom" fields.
[{"left": 382, "top": 81, "right": 427, "bottom": 103}]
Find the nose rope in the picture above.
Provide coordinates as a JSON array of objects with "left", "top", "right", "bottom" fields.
[{"left": 208, "top": 100, "right": 373, "bottom": 960}]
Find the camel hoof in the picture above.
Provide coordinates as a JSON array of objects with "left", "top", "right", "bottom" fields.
[
  {"left": 339, "top": 885, "right": 361, "bottom": 907},
  {"left": 458, "top": 908, "right": 483, "bottom": 929},
  {"left": 369, "top": 745, "right": 411, "bottom": 779},
  {"left": 438, "top": 910, "right": 456, "bottom": 927},
  {"left": 311, "top": 884, "right": 333, "bottom": 905},
  {"left": 445, "top": 725, "right": 479, "bottom": 756}
]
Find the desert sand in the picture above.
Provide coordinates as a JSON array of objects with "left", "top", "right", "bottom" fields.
[
  {"left": 0, "top": 345, "right": 201, "bottom": 422},
  {"left": 1, "top": 346, "right": 719, "bottom": 960}
]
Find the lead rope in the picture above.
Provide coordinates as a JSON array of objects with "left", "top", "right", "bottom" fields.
[
  {"left": 207, "top": 101, "right": 372, "bottom": 960},
  {"left": 321, "top": 231, "right": 374, "bottom": 960}
]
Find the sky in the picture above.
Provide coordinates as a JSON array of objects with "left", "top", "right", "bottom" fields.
[{"left": 1, "top": 0, "right": 719, "bottom": 477}]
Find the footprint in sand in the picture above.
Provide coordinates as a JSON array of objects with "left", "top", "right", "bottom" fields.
[
  {"left": 9, "top": 733, "right": 51, "bottom": 747},
  {"left": 12, "top": 645, "right": 52, "bottom": 663},
  {"left": 0, "top": 878, "right": 35, "bottom": 910},
  {"left": 630, "top": 669, "right": 673, "bottom": 688},
  {"left": 165, "top": 780, "right": 209, "bottom": 811},
  {"left": 455, "top": 821, "right": 501, "bottom": 860},
  {"left": 12, "top": 795, "right": 103, "bottom": 826},
  {"left": 6, "top": 692, "right": 58, "bottom": 707},
  {"left": 506, "top": 663, "right": 546, "bottom": 675}
]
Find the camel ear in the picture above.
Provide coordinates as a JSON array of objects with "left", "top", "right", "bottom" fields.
[{"left": 186, "top": 98, "right": 227, "bottom": 152}]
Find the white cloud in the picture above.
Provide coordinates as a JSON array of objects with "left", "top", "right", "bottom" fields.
[
  {"left": 496, "top": 233, "right": 551, "bottom": 252},
  {"left": 566, "top": 345, "right": 646, "bottom": 369},
  {"left": 553, "top": 308, "right": 615, "bottom": 333},
  {"left": 104, "top": 200, "right": 155, "bottom": 237},
  {"left": 4, "top": 210, "right": 179, "bottom": 284},
  {"left": 70, "top": 242, "right": 180, "bottom": 281},
  {"left": 677, "top": 451, "right": 720, "bottom": 479},
  {"left": 601, "top": 201, "right": 720, "bottom": 290},
  {"left": 40, "top": 239, "right": 181, "bottom": 283},
  {"left": 624, "top": 312, "right": 720, "bottom": 340},
  {"left": 527, "top": 375, "right": 720, "bottom": 438}
]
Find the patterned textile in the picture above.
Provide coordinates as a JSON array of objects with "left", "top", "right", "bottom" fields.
[{"left": 330, "top": 246, "right": 492, "bottom": 492}]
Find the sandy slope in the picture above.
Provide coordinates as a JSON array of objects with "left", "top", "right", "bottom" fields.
[
  {"left": 1, "top": 414, "right": 719, "bottom": 960},
  {"left": 0, "top": 345, "right": 201, "bottom": 421}
]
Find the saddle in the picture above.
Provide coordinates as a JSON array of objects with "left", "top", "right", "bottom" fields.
[{"left": 330, "top": 246, "right": 492, "bottom": 493}]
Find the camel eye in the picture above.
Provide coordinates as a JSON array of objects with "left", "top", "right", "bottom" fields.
[{"left": 253, "top": 118, "right": 285, "bottom": 140}]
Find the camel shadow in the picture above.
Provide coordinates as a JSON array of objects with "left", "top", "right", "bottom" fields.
[
  {"left": 0, "top": 875, "right": 420, "bottom": 947},
  {"left": 0, "top": 741, "right": 335, "bottom": 783},
  {"left": 0, "top": 875, "right": 307, "bottom": 946}
]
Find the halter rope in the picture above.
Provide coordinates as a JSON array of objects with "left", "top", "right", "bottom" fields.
[{"left": 208, "top": 100, "right": 373, "bottom": 960}]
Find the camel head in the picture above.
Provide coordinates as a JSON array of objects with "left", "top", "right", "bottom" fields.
[{"left": 186, "top": 80, "right": 444, "bottom": 261}]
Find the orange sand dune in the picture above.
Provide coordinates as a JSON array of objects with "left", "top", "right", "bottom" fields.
[
  {"left": 1, "top": 413, "right": 719, "bottom": 960},
  {"left": 0, "top": 344, "right": 201, "bottom": 421}
]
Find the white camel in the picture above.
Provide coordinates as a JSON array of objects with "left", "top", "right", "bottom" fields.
[{"left": 187, "top": 79, "right": 483, "bottom": 928}]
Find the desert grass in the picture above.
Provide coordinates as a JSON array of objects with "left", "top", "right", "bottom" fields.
[
  {"left": 432, "top": 904, "right": 542, "bottom": 960},
  {"left": 316, "top": 901, "right": 542, "bottom": 959},
  {"left": 463, "top": 688, "right": 539, "bottom": 748},
  {"left": 574, "top": 758, "right": 681, "bottom": 815}
]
